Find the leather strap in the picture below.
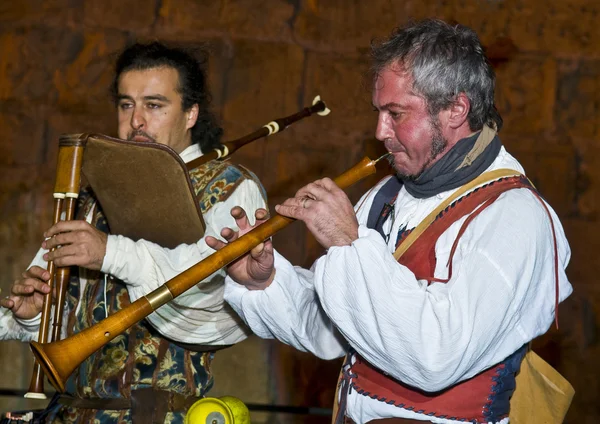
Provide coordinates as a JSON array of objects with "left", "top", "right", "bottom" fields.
[
  {"left": 131, "top": 388, "right": 170, "bottom": 424},
  {"left": 345, "top": 417, "right": 421, "bottom": 423},
  {"left": 58, "top": 395, "right": 131, "bottom": 410},
  {"left": 58, "top": 388, "right": 201, "bottom": 412}
]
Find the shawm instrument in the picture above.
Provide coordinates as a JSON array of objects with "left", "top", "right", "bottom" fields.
[
  {"left": 24, "top": 138, "right": 84, "bottom": 399},
  {"left": 24, "top": 95, "right": 330, "bottom": 398},
  {"left": 30, "top": 152, "right": 389, "bottom": 393}
]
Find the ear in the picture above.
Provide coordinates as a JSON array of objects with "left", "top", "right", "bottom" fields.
[
  {"left": 185, "top": 104, "right": 199, "bottom": 130},
  {"left": 445, "top": 92, "right": 470, "bottom": 130}
]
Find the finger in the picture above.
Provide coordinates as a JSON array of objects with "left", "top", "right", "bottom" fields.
[
  {"left": 263, "top": 238, "right": 273, "bottom": 251},
  {"left": 11, "top": 280, "right": 50, "bottom": 296},
  {"left": 43, "top": 231, "right": 78, "bottom": 250},
  {"left": 293, "top": 183, "right": 312, "bottom": 199},
  {"left": 249, "top": 242, "right": 274, "bottom": 263},
  {"left": 294, "top": 187, "right": 313, "bottom": 200},
  {"left": 283, "top": 196, "right": 314, "bottom": 211},
  {"left": 45, "top": 221, "right": 97, "bottom": 242},
  {"left": 20, "top": 278, "right": 51, "bottom": 294},
  {"left": 296, "top": 181, "right": 330, "bottom": 201},
  {"left": 220, "top": 227, "right": 240, "bottom": 243},
  {"left": 249, "top": 241, "right": 275, "bottom": 272},
  {"left": 249, "top": 242, "right": 265, "bottom": 258},
  {"left": 50, "top": 252, "right": 79, "bottom": 267},
  {"left": 292, "top": 179, "right": 327, "bottom": 198},
  {"left": 12, "top": 282, "right": 35, "bottom": 296},
  {"left": 205, "top": 235, "right": 227, "bottom": 251},
  {"left": 44, "top": 244, "right": 78, "bottom": 263},
  {"left": 274, "top": 203, "right": 304, "bottom": 220},
  {"left": 315, "top": 177, "right": 340, "bottom": 192},
  {"left": 0, "top": 296, "right": 11, "bottom": 308},
  {"left": 230, "top": 206, "right": 246, "bottom": 220},
  {"left": 24, "top": 266, "right": 51, "bottom": 282},
  {"left": 229, "top": 206, "right": 254, "bottom": 230},
  {"left": 254, "top": 208, "right": 269, "bottom": 222},
  {"left": 44, "top": 220, "right": 84, "bottom": 238},
  {"left": 279, "top": 197, "right": 296, "bottom": 208}
]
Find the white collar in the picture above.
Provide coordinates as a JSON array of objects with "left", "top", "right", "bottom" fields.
[{"left": 179, "top": 143, "right": 203, "bottom": 164}]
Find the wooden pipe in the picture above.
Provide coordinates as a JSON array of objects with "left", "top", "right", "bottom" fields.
[
  {"left": 25, "top": 134, "right": 85, "bottom": 399},
  {"left": 185, "top": 95, "right": 330, "bottom": 170}
]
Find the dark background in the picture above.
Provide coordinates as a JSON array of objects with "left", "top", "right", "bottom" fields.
[{"left": 0, "top": 1, "right": 598, "bottom": 422}]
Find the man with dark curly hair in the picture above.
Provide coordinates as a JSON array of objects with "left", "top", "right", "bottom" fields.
[{"left": 0, "top": 42, "right": 266, "bottom": 423}]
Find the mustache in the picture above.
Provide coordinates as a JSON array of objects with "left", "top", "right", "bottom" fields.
[{"left": 127, "top": 130, "right": 156, "bottom": 142}]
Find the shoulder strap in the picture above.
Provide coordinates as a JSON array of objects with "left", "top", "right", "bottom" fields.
[
  {"left": 366, "top": 176, "right": 403, "bottom": 238},
  {"left": 393, "top": 168, "right": 526, "bottom": 260}
]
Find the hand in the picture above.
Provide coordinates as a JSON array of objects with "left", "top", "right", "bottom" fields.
[
  {"left": 0, "top": 266, "right": 51, "bottom": 320},
  {"left": 205, "top": 207, "right": 275, "bottom": 290},
  {"left": 42, "top": 220, "right": 107, "bottom": 270},
  {"left": 275, "top": 177, "right": 359, "bottom": 249}
]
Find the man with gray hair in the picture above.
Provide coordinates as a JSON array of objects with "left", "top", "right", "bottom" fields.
[{"left": 207, "top": 19, "right": 573, "bottom": 423}]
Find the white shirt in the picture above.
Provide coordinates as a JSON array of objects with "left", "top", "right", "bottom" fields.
[
  {"left": 224, "top": 147, "right": 573, "bottom": 424},
  {"left": 0, "top": 143, "right": 266, "bottom": 346}
]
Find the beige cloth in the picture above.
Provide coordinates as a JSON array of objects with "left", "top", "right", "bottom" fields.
[{"left": 510, "top": 349, "right": 574, "bottom": 423}]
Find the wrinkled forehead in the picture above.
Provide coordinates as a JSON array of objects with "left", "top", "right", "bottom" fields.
[
  {"left": 371, "top": 64, "right": 419, "bottom": 102},
  {"left": 373, "top": 60, "right": 413, "bottom": 83}
]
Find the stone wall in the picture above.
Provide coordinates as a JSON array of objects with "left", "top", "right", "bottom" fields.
[{"left": 0, "top": 1, "right": 598, "bottom": 422}]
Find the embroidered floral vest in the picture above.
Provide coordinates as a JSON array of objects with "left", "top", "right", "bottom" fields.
[{"left": 47, "top": 159, "right": 264, "bottom": 424}]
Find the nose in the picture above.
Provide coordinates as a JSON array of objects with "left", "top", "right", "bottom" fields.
[
  {"left": 374, "top": 113, "right": 391, "bottom": 142},
  {"left": 130, "top": 107, "right": 145, "bottom": 130}
]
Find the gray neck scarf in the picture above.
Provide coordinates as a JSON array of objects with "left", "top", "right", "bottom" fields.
[{"left": 403, "top": 125, "right": 502, "bottom": 199}]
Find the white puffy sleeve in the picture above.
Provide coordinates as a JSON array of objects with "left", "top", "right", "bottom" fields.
[
  {"left": 0, "top": 248, "right": 51, "bottom": 342},
  {"left": 224, "top": 250, "right": 347, "bottom": 359}
]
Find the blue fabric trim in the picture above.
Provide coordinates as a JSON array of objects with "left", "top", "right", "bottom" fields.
[
  {"left": 366, "top": 176, "right": 403, "bottom": 238},
  {"left": 483, "top": 344, "right": 528, "bottom": 421}
]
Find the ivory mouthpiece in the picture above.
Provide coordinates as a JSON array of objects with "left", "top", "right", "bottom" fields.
[{"left": 313, "top": 95, "right": 331, "bottom": 116}]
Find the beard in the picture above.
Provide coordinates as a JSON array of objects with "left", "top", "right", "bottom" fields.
[{"left": 389, "top": 116, "right": 448, "bottom": 181}]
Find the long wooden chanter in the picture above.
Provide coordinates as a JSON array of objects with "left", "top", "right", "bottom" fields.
[{"left": 25, "top": 134, "right": 85, "bottom": 399}]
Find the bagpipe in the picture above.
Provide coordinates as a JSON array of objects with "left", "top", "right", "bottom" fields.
[{"left": 7, "top": 95, "right": 388, "bottom": 423}]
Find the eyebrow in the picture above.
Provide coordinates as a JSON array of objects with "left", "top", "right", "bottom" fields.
[
  {"left": 372, "top": 102, "right": 409, "bottom": 110},
  {"left": 117, "top": 94, "right": 171, "bottom": 103}
]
